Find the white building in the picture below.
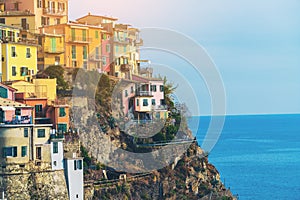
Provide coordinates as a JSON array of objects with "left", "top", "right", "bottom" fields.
[
  {"left": 50, "top": 130, "right": 64, "bottom": 170},
  {"left": 64, "top": 154, "right": 84, "bottom": 200}
]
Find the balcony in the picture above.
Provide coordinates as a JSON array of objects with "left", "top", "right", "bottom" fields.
[
  {"left": 135, "top": 91, "right": 153, "bottom": 97},
  {"left": 44, "top": 46, "right": 65, "bottom": 54},
  {"left": 50, "top": 133, "right": 65, "bottom": 140},
  {"left": 120, "top": 64, "right": 131, "bottom": 72},
  {"left": 0, "top": 115, "right": 32, "bottom": 126},
  {"left": 134, "top": 39, "right": 143, "bottom": 46},
  {"left": 114, "top": 37, "right": 131, "bottom": 44},
  {"left": 43, "top": 8, "right": 67, "bottom": 16},
  {"left": 151, "top": 105, "right": 168, "bottom": 111},
  {"left": 68, "top": 36, "right": 91, "bottom": 44}
]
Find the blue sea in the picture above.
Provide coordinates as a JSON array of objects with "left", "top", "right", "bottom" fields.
[{"left": 188, "top": 114, "right": 300, "bottom": 200}]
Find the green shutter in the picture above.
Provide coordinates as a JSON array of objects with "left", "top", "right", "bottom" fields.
[
  {"left": 71, "top": 28, "right": 75, "bottom": 41},
  {"left": 51, "top": 38, "right": 56, "bottom": 52},
  {"left": 83, "top": 46, "right": 87, "bottom": 59}
]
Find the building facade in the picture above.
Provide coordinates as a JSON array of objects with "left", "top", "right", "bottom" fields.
[{"left": 2, "top": 0, "right": 68, "bottom": 33}]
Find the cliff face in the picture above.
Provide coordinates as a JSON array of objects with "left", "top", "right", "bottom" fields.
[
  {"left": 1, "top": 169, "right": 69, "bottom": 199},
  {"left": 83, "top": 142, "right": 234, "bottom": 200},
  {"left": 67, "top": 73, "right": 234, "bottom": 200}
]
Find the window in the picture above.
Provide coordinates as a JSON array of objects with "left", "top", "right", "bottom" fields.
[
  {"left": 0, "top": 18, "right": 5, "bottom": 24},
  {"left": 74, "top": 160, "right": 83, "bottom": 170},
  {"left": 124, "top": 58, "right": 128, "bottom": 64},
  {"left": 160, "top": 99, "right": 166, "bottom": 105},
  {"left": 59, "top": 107, "right": 66, "bottom": 117},
  {"left": 71, "top": 28, "right": 75, "bottom": 41},
  {"left": 26, "top": 48, "right": 31, "bottom": 58},
  {"left": 95, "top": 47, "right": 100, "bottom": 60},
  {"left": 37, "top": 0, "right": 42, "bottom": 8},
  {"left": 21, "top": 146, "right": 27, "bottom": 157},
  {"left": 136, "top": 99, "right": 139, "bottom": 106},
  {"left": 58, "top": 124, "right": 67, "bottom": 133},
  {"left": 37, "top": 129, "right": 45, "bottom": 138},
  {"left": 41, "top": 17, "right": 49, "bottom": 26},
  {"left": 130, "top": 86, "right": 134, "bottom": 93},
  {"left": 82, "top": 30, "right": 86, "bottom": 41},
  {"left": 95, "top": 31, "right": 99, "bottom": 39},
  {"left": 11, "top": 46, "right": 16, "bottom": 57},
  {"left": 24, "top": 128, "right": 28, "bottom": 137},
  {"left": 106, "top": 44, "right": 110, "bottom": 53},
  {"left": 102, "top": 33, "right": 107, "bottom": 40},
  {"left": 72, "top": 61, "right": 77, "bottom": 67},
  {"left": 12, "top": 66, "right": 17, "bottom": 76},
  {"left": 83, "top": 46, "right": 87, "bottom": 60},
  {"left": 53, "top": 142, "right": 58, "bottom": 154},
  {"left": 160, "top": 85, "right": 164, "bottom": 92},
  {"left": 102, "top": 56, "right": 106, "bottom": 66},
  {"left": 143, "top": 99, "right": 148, "bottom": 106},
  {"left": 56, "top": 18, "right": 60, "bottom": 25},
  {"left": 71, "top": 45, "right": 76, "bottom": 59},
  {"left": 20, "top": 67, "right": 28, "bottom": 76},
  {"left": 152, "top": 99, "right": 156, "bottom": 106},
  {"left": 151, "top": 85, "right": 157, "bottom": 92},
  {"left": 55, "top": 56, "right": 60, "bottom": 65},
  {"left": 125, "top": 90, "right": 128, "bottom": 97},
  {"left": 35, "top": 104, "right": 42, "bottom": 113},
  {"left": 15, "top": 108, "right": 21, "bottom": 115},
  {"left": 83, "top": 61, "right": 88, "bottom": 69},
  {"left": 3, "top": 147, "right": 17, "bottom": 157}
]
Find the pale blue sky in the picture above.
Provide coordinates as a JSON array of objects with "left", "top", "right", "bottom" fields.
[{"left": 69, "top": 0, "right": 300, "bottom": 115}]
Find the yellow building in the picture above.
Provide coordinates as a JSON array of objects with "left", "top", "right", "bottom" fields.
[
  {"left": 0, "top": 11, "right": 36, "bottom": 35},
  {"left": 113, "top": 24, "right": 142, "bottom": 79},
  {"left": 0, "top": 24, "right": 38, "bottom": 82},
  {"left": 41, "top": 22, "right": 102, "bottom": 70},
  {"left": 1, "top": 0, "right": 68, "bottom": 33},
  {"left": 37, "top": 31, "right": 65, "bottom": 71},
  {"left": 6, "top": 78, "right": 57, "bottom": 103}
]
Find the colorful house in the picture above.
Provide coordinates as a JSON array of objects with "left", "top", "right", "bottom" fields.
[
  {"left": 76, "top": 13, "right": 117, "bottom": 73},
  {"left": 132, "top": 75, "right": 167, "bottom": 120},
  {"left": 2, "top": 0, "right": 68, "bottom": 32},
  {"left": 4, "top": 78, "right": 57, "bottom": 103},
  {"left": 37, "top": 31, "right": 65, "bottom": 71},
  {"left": 41, "top": 22, "right": 103, "bottom": 70},
  {"left": 0, "top": 82, "right": 17, "bottom": 100},
  {"left": 0, "top": 11, "right": 36, "bottom": 34},
  {"left": 0, "top": 24, "right": 37, "bottom": 82}
]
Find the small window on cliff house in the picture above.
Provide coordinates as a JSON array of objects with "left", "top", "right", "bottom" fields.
[
  {"left": 3, "top": 147, "right": 17, "bottom": 157},
  {"left": 125, "top": 90, "right": 128, "bottom": 97},
  {"left": 24, "top": 128, "right": 28, "bottom": 137},
  {"left": 59, "top": 107, "right": 66, "bottom": 117},
  {"left": 136, "top": 99, "right": 139, "bottom": 106},
  {"left": 21, "top": 146, "right": 27, "bottom": 157},
  {"left": 53, "top": 142, "right": 58, "bottom": 154},
  {"left": 143, "top": 99, "right": 148, "bottom": 106},
  {"left": 37, "top": 129, "right": 45, "bottom": 138}
]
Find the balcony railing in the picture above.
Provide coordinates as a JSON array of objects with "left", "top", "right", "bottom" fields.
[
  {"left": 43, "top": 8, "right": 67, "bottom": 16},
  {"left": 68, "top": 37, "right": 91, "bottom": 43},
  {"left": 151, "top": 105, "right": 168, "bottom": 111},
  {"left": 44, "top": 46, "right": 65, "bottom": 54},
  {"left": 50, "top": 133, "right": 65, "bottom": 140},
  {"left": 120, "top": 64, "right": 131, "bottom": 72},
  {"left": 135, "top": 91, "right": 153, "bottom": 97},
  {"left": 0, "top": 115, "right": 32, "bottom": 125}
]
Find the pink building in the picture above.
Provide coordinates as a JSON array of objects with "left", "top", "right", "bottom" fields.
[
  {"left": 0, "top": 97, "right": 33, "bottom": 124},
  {"left": 0, "top": 83, "right": 17, "bottom": 100},
  {"left": 119, "top": 75, "right": 168, "bottom": 120}
]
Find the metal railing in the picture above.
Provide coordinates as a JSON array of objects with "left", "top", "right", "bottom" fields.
[
  {"left": 43, "top": 8, "right": 67, "bottom": 15},
  {"left": 135, "top": 91, "right": 153, "bottom": 96}
]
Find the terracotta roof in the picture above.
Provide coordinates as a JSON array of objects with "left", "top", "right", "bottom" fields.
[{"left": 0, "top": 97, "right": 32, "bottom": 108}]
